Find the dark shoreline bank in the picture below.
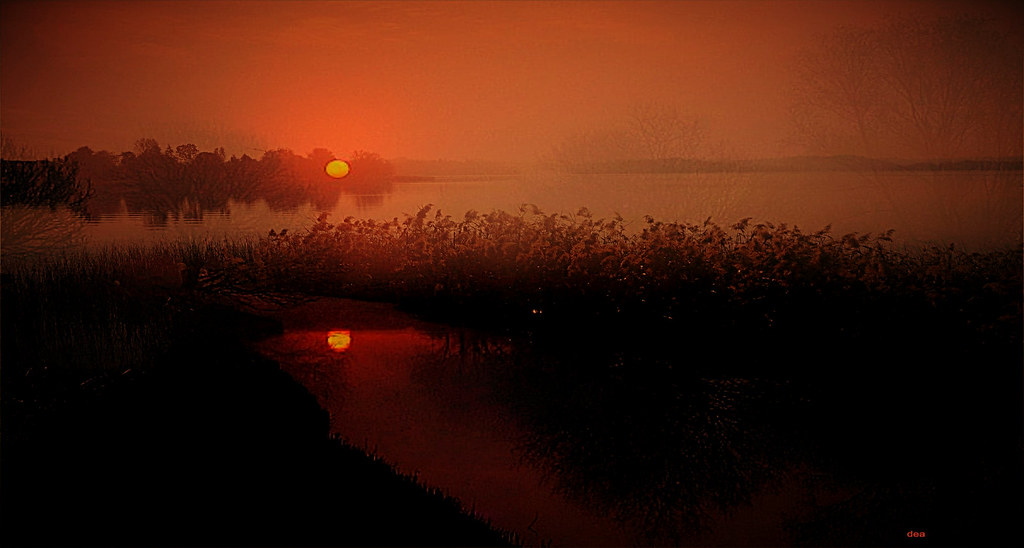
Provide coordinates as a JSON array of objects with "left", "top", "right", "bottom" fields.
[{"left": 0, "top": 302, "right": 516, "bottom": 548}]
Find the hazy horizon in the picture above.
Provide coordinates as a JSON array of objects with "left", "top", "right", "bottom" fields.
[{"left": 3, "top": 0, "right": 1021, "bottom": 164}]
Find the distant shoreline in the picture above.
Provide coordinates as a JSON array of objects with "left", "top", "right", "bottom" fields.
[
  {"left": 387, "top": 155, "right": 1024, "bottom": 179},
  {"left": 548, "top": 155, "right": 1024, "bottom": 176}
]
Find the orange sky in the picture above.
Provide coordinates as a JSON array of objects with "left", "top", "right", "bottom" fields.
[{"left": 1, "top": 0, "right": 1019, "bottom": 161}]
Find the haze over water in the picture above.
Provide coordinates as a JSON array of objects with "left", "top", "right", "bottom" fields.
[
  {"left": 68, "top": 170, "right": 1022, "bottom": 254},
  {"left": 2, "top": 4, "right": 1022, "bottom": 546},
  {"left": 3, "top": 0, "right": 1020, "bottom": 162},
  {"left": 5, "top": 1, "right": 1020, "bottom": 259}
]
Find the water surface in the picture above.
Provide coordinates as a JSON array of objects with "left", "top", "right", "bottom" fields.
[
  {"left": 255, "top": 298, "right": 637, "bottom": 547},
  {"left": 253, "top": 298, "right": 849, "bottom": 547},
  {"left": 55, "top": 169, "right": 1024, "bottom": 252}
]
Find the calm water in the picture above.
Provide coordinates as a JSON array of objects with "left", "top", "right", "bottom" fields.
[
  {"left": 254, "top": 299, "right": 635, "bottom": 547},
  {"left": 5, "top": 169, "right": 1017, "bottom": 545},
  {"left": 254, "top": 298, "right": 835, "bottom": 547},
  {"left": 7, "top": 169, "right": 1017, "bottom": 254},
  {"left": 253, "top": 296, "right": 1021, "bottom": 547}
]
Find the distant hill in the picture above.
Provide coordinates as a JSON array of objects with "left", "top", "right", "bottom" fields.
[
  {"left": 553, "top": 155, "right": 1024, "bottom": 175},
  {"left": 390, "top": 158, "right": 522, "bottom": 179},
  {"left": 388, "top": 155, "right": 1022, "bottom": 177},
  {"left": 744, "top": 155, "right": 1024, "bottom": 173}
]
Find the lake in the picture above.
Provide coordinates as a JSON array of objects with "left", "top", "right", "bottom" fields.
[
  {"left": 252, "top": 292, "right": 1022, "bottom": 547},
  {"left": 255, "top": 299, "right": 636, "bottom": 547},
  {"left": 254, "top": 298, "right": 841, "bottom": 546},
  {"left": 3, "top": 168, "right": 1019, "bottom": 545},
  {"left": 4, "top": 169, "right": 1018, "bottom": 258}
]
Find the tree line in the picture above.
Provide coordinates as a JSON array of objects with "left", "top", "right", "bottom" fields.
[
  {"left": 1, "top": 138, "right": 395, "bottom": 223},
  {"left": 552, "top": 14, "right": 1021, "bottom": 173}
]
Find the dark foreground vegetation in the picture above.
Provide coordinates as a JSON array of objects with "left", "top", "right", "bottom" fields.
[
  {"left": 1, "top": 259, "right": 515, "bottom": 546},
  {"left": 2, "top": 204, "right": 1022, "bottom": 546}
]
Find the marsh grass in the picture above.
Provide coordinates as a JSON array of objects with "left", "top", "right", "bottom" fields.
[
  {"left": 2, "top": 240, "right": 516, "bottom": 546},
  {"left": 1, "top": 239, "right": 281, "bottom": 435},
  {"left": 2, "top": 205, "right": 1020, "bottom": 546},
  {"left": 1, "top": 301, "right": 516, "bottom": 547},
  {"left": 238, "top": 204, "right": 1020, "bottom": 544},
  {"left": 241, "top": 205, "right": 1019, "bottom": 544},
  {"left": 362, "top": 206, "right": 1020, "bottom": 545},
  {"left": 233, "top": 204, "right": 1021, "bottom": 365},
  {"left": 5, "top": 204, "right": 1020, "bottom": 389}
]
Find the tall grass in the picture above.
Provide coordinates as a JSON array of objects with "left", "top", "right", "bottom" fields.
[
  {"left": 5, "top": 203, "right": 1020, "bottom": 376},
  {"left": 3, "top": 205, "right": 1020, "bottom": 546},
  {"left": 230, "top": 204, "right": 1021, "bottom": 359},
  {"left": 2, "top": 231, "right": 521, "bottom": 548}
]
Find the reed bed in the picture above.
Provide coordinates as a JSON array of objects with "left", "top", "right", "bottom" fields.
[
  {"left": 3, "top": 205, "right": 1020, "bottom": 547},
  {"left": 218, "top": 204, "right": 1022, "bottom": 360},
  {"left": 5, "top": 204, "right": 1020, "bottom": 375}
]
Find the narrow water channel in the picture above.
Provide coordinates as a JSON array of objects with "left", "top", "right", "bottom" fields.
[
  {"left": 254, "top": 298, "right": 928, "bottom": 547},
  {"left": 254, "top": 298, "right": 637, "bottom": 547}
]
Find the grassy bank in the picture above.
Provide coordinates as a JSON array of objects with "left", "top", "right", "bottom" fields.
[{"left": 1, "top": 265, "right": 516, "bottom": 547}]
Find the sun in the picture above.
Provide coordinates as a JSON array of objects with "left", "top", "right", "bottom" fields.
[
  {"left": 327, "top": 330, "right": 352, "bottom": 352},
  {"left": 325, "top": 159, "right": 350, "bottom": 178}
]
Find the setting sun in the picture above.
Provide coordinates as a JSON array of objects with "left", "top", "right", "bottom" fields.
[
  {"left": 327, "top": 329, "right": 352, "bottom": 352},
  {"left": 325, "top": 159, "right": 350, "bottom": 178}
]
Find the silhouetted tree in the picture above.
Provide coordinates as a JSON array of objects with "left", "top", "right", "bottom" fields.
[
  {"left": 116, "top": 138, "right": 188, "bottom": 221},
  {"left": 307, "top": 148, "right": 336, "bottom": 171},
  {"left": 347, "top": 150, "right": 395, "bottom": 181},
  {"left": 1, "top": 149, "right": 91, "bottom": 259},
  {"left": 175, "top": 143, "right": 199, "bottom": 162},
  {"left": 224, "top": 153, "right": 275, "bottom": 203},
  {"left": 64, "top": 146, "right": 120, "bottom": 216},
  {"left": 788, "top": 14, "right": 1024, "bottom": 248},
  {"left": 3, "top": 139, "right": 393, "bottom": 220},
  {"left": 552, "top": 103, "right": 704, "bottom": 173},
  {"left": 1, "top": 157, "right": 91, "bottom": 213},
  {"left": 185, "top": 151, "right": 231, "bottom": 212},
  {"left": 134, "top": 138, "right": 162, "bottom": 157},
  {"left": 336, "top": 150, "right": 395, "bottom": 206},
  {"left": 790, "top": 15, "right": 1022, "bottom": 160},
  {"left": 254, "top": 148, "right": 307, "bottom": 210}
]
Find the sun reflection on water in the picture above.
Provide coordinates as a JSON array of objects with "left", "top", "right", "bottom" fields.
[{"left": 326, "top": 330, "right": 352, "bottom": 352}]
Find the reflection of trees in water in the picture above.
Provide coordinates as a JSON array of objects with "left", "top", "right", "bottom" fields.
[
  {"left": 1, "top": 156, "right": 91, "bottom": 260},
  {"left": 64, "top": 140, "right": 396, "bottom": 222},
  {"left": 407, "top": 329, "right": 516, "bottom": 427},
  {"left": 790, "top": 14, "right": 1022, "bottom": 249},
  {"left": 411, "top": 322, "right": 1021, "bottom": 547},
  {"left": 406, "top": 277, "right": 1024, "bottom": 547},
  {"left": 351, "top": 194, "right": 385, "bottom": 210},
  {"left": 506, "top": 356, "right": 792, "bottom": 544},
  {"left": 834, "top": 167, "right": 1023, "bottom": 250},
  {"left": 1, "top": 205, "right": 86, "bottom": 261},
  {"left": 410, "top": 328, "right": 794, "bottom": 544},
  {"left": 338, "top": 151, "right": 396, "bottom": 211},
  {"left": 901, "top": 168, "right": 1022, "bottom": 249},
  {"left": 412, "top": 329, "right": 513, "bottom": 381}
]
